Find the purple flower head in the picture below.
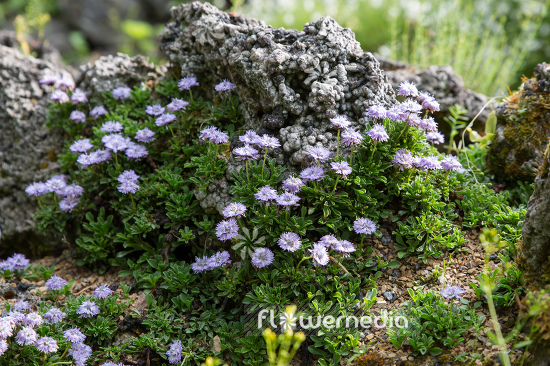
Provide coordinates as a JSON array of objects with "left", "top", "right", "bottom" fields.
[
  {"left": 0, "top": 318, "right": 15, "bottom": 338},
  {"left": 135, "top": 128, "right": 156, "bottom": 143},
  {"left": 319, "top": 234, "right": 341, "bottom": 251},
  {"left": 70, "top": 138, "right": 94, "bottom": 153},
  {"left": 118, "top": 170, "right": 139, "bottom": 184},
  {"left": 215, "top": 79, "right": 235, "bottom": 92},
  {"left": 43, "top": 308, "right": 66, "bottom": 324},
  {"left": 191, "top": 256, "right": 211, "bottom": 273},
  {"left": 7, "top": 311, "right": 24, "bottom": 324},
  {"left": 419, "top": 117, "right": 438, "bottom": 132},
  {"left": 208, "top": 251, "right": 232, "bottom": 268},
  {"left": 386, "top": 106, "right": 403, "bottom": 122},
  {"left": 155, "top": 113, "right": 177, "bottom": 127},
  {"left": 71, "top": 88, "right": 88, "bottom": 104},
  {"left": 60, "top": 184, "right": 84, "bottom": 198},
  {"left": 257, "top": 135, "right": 281, "bottom": 149},
  {"left": 251, "top": 248, "right": 275, "bottom": 268},
  {"left": 278, "top": 232, "right": 302, "bottom": 252},
  {"left": 426, "top": 131, "right": 445, "bottom": 145},
  {"left": 69, "top": 342, "right": 92, "bottom": 365},
  {"left": 178, "top": 76, "right": 199, "bottom": 91},
  {"left": 12, "top": 299, "right": 31, "bottom": 311},
  {"left": 406, "top": 113, "right": 422, "bottom": 128},
  {"left": 422, "top": 96, "right": 440, "bottom": 112},
  {"left": 125, "top": 142, "right": 148, "bottom": 160},
  {"left": 40, "top": 75, "right": 58, "bottom": 85},
  {"left": 101, "top": 121, "right": 124, "bottom": 133},
  {"left": 25, "top": 182, "right": 49, "bottom": 197},
  {"left": 9, "top": 253, "right": 29, "bottom": 270},
  {"left": 35, "top": 337, "right": 58, "bottom": 354},
  {"left": 77, "top": 300, "right": 100, "bottom": 318},
  {"left": 440, "top": 285, "right": 466, "bottom": 299},
  {"left": 300, "top": 166, "right": 325, "bottom": 182},
  {"left": 56, "top": 76, "right": 75, "bottom": 91},
  {"left": 50, "top": 89, "right": 69, "bottom": 104},
  {"left": 146, "top": 104, "right": 165, "bottom": 116},
  {"left": 337, "top": 240, "right": 356, "bottom": 256},
  {"left": 416, "top": 91, "right": 432, "bottom": 103},
  {"left": 354, "top": 218, "right": 377, "bottom": 235},
  {"left": 64, "top": 328, "right": 86, "bottom": 343},
  {"left": 398, "top": 81, "right": 418, "bottom": 97},
  {"left": 16, "top": 326, "right": 38, "bottom": 346},
  {"left": 200, "top": 126, "right": 229, "bottom": 144},
  {"left": 400, "top": 98, "right": 423, "bottom": 114},
  {"left": 112, "top": 86, "right": 131, "bottom": 100},
  {"left": 307, "top": 146, "right": 331, "bottom": 163},
  {"left": 118, "top": 181, "right": 140, "bottom": 194},
  {"left": 222, "top": 202, "right": 247, "bottom": 218},
  {"left": 90, "top": 105, "right": 108, "bottom": 118},
  {"left": 46, "top": 275, "right": 67, "bottom": 291},
  {"left": 0, "top": 339, "right": 7, "bottom": 356},
  {"left": 366, "top": 105, "right": 387, "bottom": 120},
  {"left": 234, "top": 145, "right": 259, "bottom": 161},
  {"left": 93, "top": 284, "right": 114, "bottom": 299},
  {"left": 239, "top": 130, "right": 261, "bottom": 145},
  {"left": 215, "top": 218, "right": 239, "bottom": 241},
  {"left": 331, "top": 161, "right": 352, "bottom": 178},
  {"left": 441, "top": 155, "right": 465, "bottom": 173},
  {"left": 276, "top": 192, "right": 300, "bottom": 207},
  {"left": 77, "top": 153, "right": 96, "bottom": 167},
  {"left": 70, "top": 110, "right": 87, "bottom": 123},
  {"left": 102, "top": 134, "right": 128, "bottom": 153},
  {"left": 414, "top": 156, "right": 441, "bottom": 171},
  {"left": 59, "top": 196, "right": 80, "bottom": 212},
  {"left": 167, "top": 98, "right": 189, "bottom": 112},
  {"left": 45, "top": 175, "right": 66, "bottom": 194},
  {"left": 330, "top": 115, "right": 351, "bottom": 129},
  {"left": 254, "top": 185, "right": 278, "bottom": 203},
  {"left": 94, "top": 149, "right": 112, "bottom": 163},
  {"left": 167, "top": 340, "right": 183, "bottom": 364},
  {"left": 340, "top": 129, "right": 364, "bottom": 146},
  {"left": 309, "top": 243, "right": 329, "bottom": 267},
  {"left": 367, "top": 124, "right": 389, "bottom": 142},
  {"left": 23, "top": 312, "right": 43, "bottom": 327},
  {"left": 282, "top": 176, "right": 304, "bottom": 193},
  {"left": 392, "top": 149, "right": 414, "bottom": 171}
]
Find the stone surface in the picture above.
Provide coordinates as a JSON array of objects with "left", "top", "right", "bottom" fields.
[
  {"left": 377, "top": 56, "right": 491, "bottom": 131},
  {"left": 0, "top": 33, "right": 68, "bottom": 256},
  {"left": 519, "top": 149, "right": 550, "bottom": 288},
  {"left": 160, "top": 1, "right": 396, "bottom": 212},
  {"left": 486, "top": 63, "right": 550, "bottom": 182},
  {"left": 77, "top": 52, "right": 167, "bottom": 97}
]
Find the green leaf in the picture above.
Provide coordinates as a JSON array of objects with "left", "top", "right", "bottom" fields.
[
  {"left": 387, "top": 260, "right": 401, "bottom": 269},
  {"left": 429, "top": 347, "right": 443, "bottom": 356}
]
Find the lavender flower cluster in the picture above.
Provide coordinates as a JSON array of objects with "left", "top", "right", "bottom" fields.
[
  {"left": 0, "top": 277, "right": 114, "bottom": 362},
  {"left": 0, "top": 253, "right": 30, "bottom": 273}
]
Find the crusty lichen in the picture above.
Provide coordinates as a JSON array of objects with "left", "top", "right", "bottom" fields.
[{"left": 486, "top": 63, "right": 550, "bottom": 182}]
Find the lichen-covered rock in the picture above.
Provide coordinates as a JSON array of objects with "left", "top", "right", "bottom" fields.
[
  {"left": 77, "top": 53, "right": 167, "bottom": 97},
  {"left": 0, "top": 35, "right": 68, "bottom": 256},
  {"left": 377, "top": 56, "right": 491, "bottom": 128},
  {"left": 486, "top": 63, "right": 550, "bottom": 182},
  {"left": 160, "top": 1, "right": 396, "bottom": 212},
  {"left": 519, "top": 147, "right": 550, "bottom": 288}
]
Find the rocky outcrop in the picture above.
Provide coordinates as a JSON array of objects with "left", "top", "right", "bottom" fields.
[
  {"left": 159, "top": 1, "right": 396, "bottom": 212},
  {"left": 77, "top": 53, "right": 167, "bottom": 97},
  {"left": 486, "top": 63, "right": 550, "bottom": 182},
  {"left": 377, "top": 57, "right": 491, "bottom": 129},
  {"left": 0, "top": 33, "right": 68, "bottom": 256}
]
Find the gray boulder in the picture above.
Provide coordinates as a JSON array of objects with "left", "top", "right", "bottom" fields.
[
  {"left": 377, "top": 56, "right": 491, "bottom": 130},
  {"left": 0, "top": 33, "right": 68, "bottom": 256},
  {"left": 160, "top": 1, "right": 396, "bottom": 212}
]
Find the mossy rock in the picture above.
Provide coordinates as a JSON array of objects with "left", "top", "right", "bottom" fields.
[{"left": 486, "top": 63, "right": 550, "bottom": 182}]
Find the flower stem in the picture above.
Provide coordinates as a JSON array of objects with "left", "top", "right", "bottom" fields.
[
  {"left": 130, "top": 193, "right": 136, "bottom": 212},
  {"left": 370, "top": 141, "right": 377, "bottom": 160},
  {"left": 296, "top": 256, "right": 312, "bottom": 274},
  {"left": 262, "top": 148, "right": 268, "bottom": 176},
  {"left": 169, "top": 124, "right": 175, "bottom": 137},
  {"left": 246, "top": 160, "right": 250, "bottom": 183},
  {"left": 336, "top": 129, "right": 341, "bottom": 160},
  {"left": 332, "top": 176, "right": 340, "bottom": 193}
]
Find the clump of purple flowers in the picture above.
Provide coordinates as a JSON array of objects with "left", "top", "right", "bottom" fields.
[
  {"left": 215, "top": 79, "right": 235, "bottom": 92},
  {"left": 0, "top": 253, "right": 30, "bottom": 272},
  {"left": 112, "top": 86, "right": 131, "bottom": 100},
  {"left": 440, "top": 285, "right": 466, "bottom": 299},
  {"left": 135, "top": 128, "right": 156, "bottom": 143},
  {"left": 254, "top": 185, "right": 278, "bottom": 203},
  {"left": 307, "top": 146, "right": 331, "bottom": 164},
  {"left": 146, "top": 104, "right": 165, "bottom": 116},
  {"left": 222, "top": 202, "right": 247, "bottom": 218},
  {"left": 282, "top": 176, "right": 304, "bottom": 193},
  {"left": 200, "top": 126, "right": 229, "bottom": 144},
  {"left": 166, "top": 339, "right": 183, "bottom": 364},
  {"left": 46, "top": 275, "right": 67, "bottom": 291},
  {"left": 178, "top": 76, "right": 199, "bottom": 91},
  {"left": 192, "top": 251, "right": 231, "bottom": 273},
  {"left": 93, "top": 284, "right": 114, "bottom": 299},
  {"left": 215, "top": 218, "right": 239, "bottom": 241},
  {"left": 117, "top": 170, "right": 140, "bottom": 195},
  {"left": 278, "top": 232, "right": 302, "bottom": 252},
  {"left": 77, "top": 300, "right": 100, "bottom": 318}
]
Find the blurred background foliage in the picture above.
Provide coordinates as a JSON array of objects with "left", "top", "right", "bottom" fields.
[{"left": 1, "top": 0, "right": 548, "bottom": 96}]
